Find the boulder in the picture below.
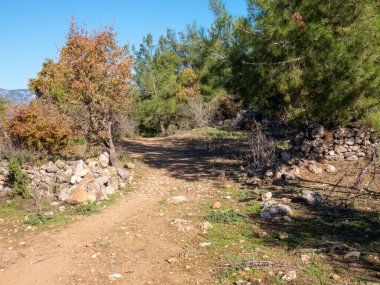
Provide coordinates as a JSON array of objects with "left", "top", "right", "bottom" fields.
[
  {"left": 260, "top": 201, "right": 293, "bottom": 219},
  {"left": 79, "top": 173, "right": 95, "bottom": 186},
  {"left": 346, "top": 155, "right": 359, "bottom": 161},
  {"left": 334, "top": 145, "right": 347, "bottom": 154},
  {"left": 300, "top": 189, "right": 323, "bottom": 206},
  {"left": 45, "top": 161, "right": 58, "bottom": 173},
  {"left": 345, "top": 137, "right": 355, "bottom": 146},
  {"left": 67, "top": 189, "right": 96, "bottom": 205},
  {"left": 308, "top": 124, "right": 325, "bottom": 139},
  {"left": 58, "top": 187, "right": 72, "bottom": 202},
  {"left": 117, "top": 168, "right": 127, "bottom": 179},
  {"left": 307, "top": 163, "right": 323, "bottom": 174},
  {"left": 98, "top": 152, "right": 110, "bottom": 168},
  {"left": 55, "top": 159, "right": 66, "bottom": 169},
  {"left": 108, "top": 176, "right": 119, "bottom": 190}
]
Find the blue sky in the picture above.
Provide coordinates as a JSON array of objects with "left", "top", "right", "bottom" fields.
[{"left": 0, "top": 0, "right": 247, "bottom": 89}]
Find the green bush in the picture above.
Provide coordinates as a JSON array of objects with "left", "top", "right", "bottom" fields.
[{"left": 8, "top": 158, "right": 31, "bottom": 199}]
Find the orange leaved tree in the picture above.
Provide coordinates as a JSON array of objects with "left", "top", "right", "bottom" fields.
[
  {"left": 29, "top": 20, "right": 133, "bottom": 166},
  {"left": 4, "top": 101, "right": 76, "bottom": 153}
]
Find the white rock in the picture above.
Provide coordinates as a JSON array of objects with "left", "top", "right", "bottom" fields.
[
  {"left": 200, "top": 221, "right": 213, "bottom": 231},
  {"left": 261, "top": 192, "right": 272, "bottom": 202},
  {"left": 307, "top": 163, "right": 323, "bottom": 174},
  {"left": 108, "top": 273, "right": 123, "bottom": 280},
  {"left": 344, "top": 251, "right": 361, "bottom": 261},
  {"left": 117, "top": 168, "right": 127, "bottom": 179},
  {"left": 346, "top": 155, "right": 359, "bottom": 161},
  {"left": 167, "top": 196, "right": 187, "bottom": 204},
  {"left": 170, "top": 219, "right": 193, "bottom": 232},
  {"left": 199, "top": 242, "right": 212, "bottom": 247},
  {"left": 70, "top": 175, "right": 79, "bottom": 185},
  {"left": 326, "top": 165, "right": 337, "bottom": 173},
  {"left": 99, "top": 153, "right": 110, "bottom": 168}
]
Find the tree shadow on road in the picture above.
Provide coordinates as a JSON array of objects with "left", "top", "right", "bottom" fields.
[{"left": 119, "top": 136, "right": 246, "bottom": 182}]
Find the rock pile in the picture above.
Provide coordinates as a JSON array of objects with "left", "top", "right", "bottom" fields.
[
  {"left": 0, "top": 152, "right": 134, "bottom": 204},
  {"left": 297, "top": 123, "right": 378, "bottom": 162}
]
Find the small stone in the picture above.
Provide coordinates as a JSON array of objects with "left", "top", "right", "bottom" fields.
[
  {"left": 212, "top": 201, "right": 222, "bottom": 209},
  {"left": 282, "top": 271, "right": 297, "bottom": 281},
  {"left": 45, "top": 161, "right": 58, "bottom": 173},
  {"left": 344, "top": 151, "right": 356, "bottom": 158},
  {"left": 108, "top": 273, "right": 123, "bottom": 280},
  {"left": 344, "top": 251, "right": 361, "bottom": 262},
  {"left": 325, "top": 165, "right": 337, "bottom": 173},
  {"left": 279, "top": 232, "right": 288, "bottom": 240},
  {"left": 345, "top": 137, "right": 355, "bottom": 146},
  {"left": 99, "top": 153, "right": 110, "bottom": 168},
  {"left": 283, "top": 216, "right": 292, "bottom": 222},
  {"left": 166, "top": 257, "right": 178, "bottom": 264},
  {"left": 70, "top": 175, "right": 79, "bottom": 185},
  {"left": 308, "top": 124, "right": 324, "bottom": 139},
  {"left": 307, "top": 163, "right": 323, "bottom": 174},
  {"left": 55, "top": 160, "right": 66, "bottom": 169},
  {"left": 261, "top": 192, "right": 272, "bottom": 201},
  {"left": 125, "top": 162, "right": 135, "bottom": 169},
  {"left": 170, "top": 219, "right": 193, "bottom": 232},
  {"left": 334, "top": 145, "right": 347, "bottom": 154},
  {"left": 331, "top": 274, "right": 340, "bottom": 281},
  {"left": 199, "top": 242, "right": 212, "bottom": 247},
  {"left": 265, "top": 169, "right": 274, "bottom": 178},
  {"left": 117, "top": 168, "right": 127, "bottom": 179},
  {"left": 346, "top": 155, "right": 359, "bottom": 161},
  {"left": 200, "top": 221, "right": 213, "bottom": 231},
  {"left": 167, "top": 196, "right": 187, "bottom": 203}
]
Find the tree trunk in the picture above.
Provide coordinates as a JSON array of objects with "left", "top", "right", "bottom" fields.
[
  {"left": 106, "top": 121, "right": 119, "bottom": 168},
  {"left": 160, "top": 121, "right": 166, "bottom": 136}
]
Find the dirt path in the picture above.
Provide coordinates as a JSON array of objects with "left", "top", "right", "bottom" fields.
[{"left": 0, "top": 136, "right": 223, "bottom": 285}]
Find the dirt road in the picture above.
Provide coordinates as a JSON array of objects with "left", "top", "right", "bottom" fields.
[{"left": 0, "top": 136, "right": 223, "bottom": 285}]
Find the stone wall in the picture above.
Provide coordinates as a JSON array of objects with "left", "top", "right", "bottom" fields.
[
  {"left": 295, "top": 123, "right": 379, "bottom": 162},
  {"left": 0, "top": 152, "right": 134, "bottom": 204}
]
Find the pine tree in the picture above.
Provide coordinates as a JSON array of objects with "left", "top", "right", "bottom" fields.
[{"left": 233, "top": 0, "right": 380, "bottom": 125}]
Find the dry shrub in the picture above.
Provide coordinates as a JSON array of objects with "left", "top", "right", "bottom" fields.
[
  {"left": 215, "top": 95, "right": 241, "bottom": 120},
  {"left": 184, "top": 96, "right": 216, "bottom": 128},
  {"left": 113, "top": 114, "right": 136, "bottom": 138},
  {"left": 4, "top": 101, "right": 76, "bottom": 154},
  {"left": 249, "top": 121, "right": 276, "bottom": 169}
]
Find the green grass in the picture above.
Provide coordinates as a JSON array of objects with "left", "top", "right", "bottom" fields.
[
  {"left": 0, "top": 200, "right": 28, "bottom": 220},
  {"left": 205, "top": 210, "right": 249, "bottom": 224},
  {"left": 0, "top": 191, "right": 121, "bottom": 233},
  {"left": 191, "top": 127, "right": 250, "bottom": 140}
]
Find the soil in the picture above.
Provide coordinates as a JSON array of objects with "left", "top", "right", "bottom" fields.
[{"left": 0, "top": 136, "right": 222, "bottom": 285}]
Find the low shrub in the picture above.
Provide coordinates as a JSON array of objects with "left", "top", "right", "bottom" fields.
[
  {"left": 8, "top": 157, "right": 31, "bottom": 198},
  {"left": 0, "top": 143, "right": 41, "bottom": 165},
  {"left": 4, "top": 100, "right": 77, "bottom": 154}
]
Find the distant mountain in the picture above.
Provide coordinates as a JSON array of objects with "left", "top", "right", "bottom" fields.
[{"left": 0, "top": 88, "right": 36, "bottom": 104}]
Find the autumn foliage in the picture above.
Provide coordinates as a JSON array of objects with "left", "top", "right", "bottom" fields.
[
  {"left": 4, "top": 101, "right": 76, "bottom": 153},
  {"left": 29, "top": 20, "right": 133, "bottom": 165}
]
